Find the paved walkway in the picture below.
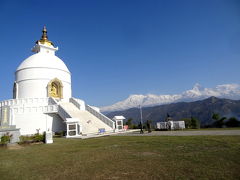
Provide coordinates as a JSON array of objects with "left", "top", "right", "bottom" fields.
[{"left": 112, "top": 130, "right": 240, "bottom": 136}]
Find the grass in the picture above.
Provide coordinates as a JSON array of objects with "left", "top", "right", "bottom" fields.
[
  {"left": 183, "top": 127, "right": 240, "bottom": 131},
  {"left": 0, "top": 136, "right": 240, "bottom": 180}
]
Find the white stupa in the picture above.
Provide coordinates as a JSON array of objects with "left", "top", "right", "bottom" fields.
[
  {"left": 15, "top": 26, "right": 71, "bottom": 100},
  {"left": 0, "top": 27, "right": 122, "bottom": 141}
]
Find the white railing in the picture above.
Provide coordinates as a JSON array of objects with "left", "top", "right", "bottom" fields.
[
  {"left": 58, "top": 105, "right": 71, "bottom": 121},
  {"left": 43, "top": 105, "right": 58, "bottom": 113},
  {"left": 85, "top": 104, "right": 115, "bottom": 129},
  {"left": 70, "top": 98, "right": 82, "bottom": 110},
  {"left": 0, "top": 97, "right": 49, "bottom": 107},
  {"left": 70, "top": 97, "right": 115, "bottom": 129},
  {"left": 0, "top": 97, "right": 62, "bottom": 114}
]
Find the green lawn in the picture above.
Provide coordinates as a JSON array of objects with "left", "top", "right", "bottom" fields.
[
  {"left": 0, "top": 136, "right": 240, "bottom": 180},
  {"left": 183, "top": 127, "right": 240, "bottom": 131}
]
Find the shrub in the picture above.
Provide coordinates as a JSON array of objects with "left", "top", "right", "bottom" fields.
[
  {"left": 1, "top": 133, "right": 12, "bottom": 145},
  {"left": 19, "top": 135, "right": 33, "bottom": 143},
  {"left": 225, "top": 117, "right": 240, "bottom": 127},
  {"left": 33, "top": 133, "right": 44, "bottom": 142},
  {"left": 19, "top": 133, "right": 45, "bottom": 144}
]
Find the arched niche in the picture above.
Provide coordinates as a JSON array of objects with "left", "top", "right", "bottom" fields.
[{"left": 47, "top": 78, "right": 63, "bottom": 99}]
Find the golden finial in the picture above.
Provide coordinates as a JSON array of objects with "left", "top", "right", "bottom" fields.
[{"left": 36, "top": 26, "right": 54, "bottom": 46}]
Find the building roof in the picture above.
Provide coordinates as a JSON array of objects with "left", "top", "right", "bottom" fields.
[{"left": 113, "top": 116, "right": 126, "bottom": 120}]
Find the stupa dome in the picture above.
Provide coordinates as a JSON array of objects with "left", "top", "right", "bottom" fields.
[
  {"left": 16, "top": 53, "right": 70, "bottom": 73},
  {"left": 14, "top": 26, "right": 72, "bottom": 99}
]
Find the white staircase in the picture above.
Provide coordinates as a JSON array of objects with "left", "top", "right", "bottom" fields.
[{"left": 59, "top": 102, "right": 114, "bottom": 135}]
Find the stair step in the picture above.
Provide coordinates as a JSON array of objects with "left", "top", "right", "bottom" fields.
[{"left": 59, "top": 102, "right": 113, "bottom": 135}]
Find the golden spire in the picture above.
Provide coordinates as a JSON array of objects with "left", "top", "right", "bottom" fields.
[{"left": 36, "top": 26, "right": 54, "bottom": 46}]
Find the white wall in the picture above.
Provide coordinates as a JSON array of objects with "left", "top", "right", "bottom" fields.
[
  {"left": 16, "top": 68, "right": 71, "bottom": 99},
  {"left": 14, "top": 112, "right": 65, "bottom": 135}
]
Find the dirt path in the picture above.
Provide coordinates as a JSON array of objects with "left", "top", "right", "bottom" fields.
[{"left": 113, "top": 130, "right": 240, "bottom": 136}]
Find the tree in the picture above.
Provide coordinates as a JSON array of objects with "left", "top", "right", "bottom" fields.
[
  {"left": 126, "top": 118, "right": 133, "bottom": 127},
  {"left": 212, "top": 113, "right": 220, "bottom": 121},
  {"left": 181, "top": 118, "right": 191, "bottom": 128},
  {"left": 126, "top": 118, "right": 138, "bottom": 129},
  {"left": 225, "top": 117, "right": 240, "bottom": 127},
  {"left": 212, "top": 113, "right": 226, "bottom": 128},
  {"left": 191, "top": 117, "right": 200, "bottom": 129}
]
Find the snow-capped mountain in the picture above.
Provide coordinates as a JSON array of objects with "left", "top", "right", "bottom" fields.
[{"left": 100, "top": 83, "right": 240, "bottom": 112}]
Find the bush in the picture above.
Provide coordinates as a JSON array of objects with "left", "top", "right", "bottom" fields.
[
  {"left": 225, "top": 117, "right": 240, "bottom": 127},
  {"left": 19, "top": 135, "right": 33, "bottom": 143},
  {"left": 19, "top": 133, "right": 45, "bottom": 144},
  {"left": 1, "top": 133, "right": 12, "bottom": 145},
  {"left": 181, "top": 117, "right": 200, "bottom": 129},
  {"left": 34, "top": 133, "right": 45, "bottom": 142}
]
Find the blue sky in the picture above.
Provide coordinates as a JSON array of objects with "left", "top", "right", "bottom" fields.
[{"left": 0, "top": 0, "right": 240, "bottom": 106}]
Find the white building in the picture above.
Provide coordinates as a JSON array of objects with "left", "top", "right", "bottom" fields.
[
  {"left": 0, "top": 27, "right": 116, "bottom": 139},
  {"left": 112, "top": 116, "right": 125, "bottom": 131},
  {"left": 156, "top": 121, "right": 185, "bottom": 130}
]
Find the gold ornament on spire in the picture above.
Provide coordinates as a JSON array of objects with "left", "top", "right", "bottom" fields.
[{"left": 36, "top": 26, "right": 54, "bottom": 46}]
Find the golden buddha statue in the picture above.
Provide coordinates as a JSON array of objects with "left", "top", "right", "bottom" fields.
[{"left": 50, "top": 83, "right": 58, "bottom": 98}]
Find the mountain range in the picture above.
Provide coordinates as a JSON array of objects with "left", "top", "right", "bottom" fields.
[
  {"left": 106, "top": 97, "right": 240, "bottom": 126},
  {"left": 101, "top": 83, "right": 240, "bottom": 113}
]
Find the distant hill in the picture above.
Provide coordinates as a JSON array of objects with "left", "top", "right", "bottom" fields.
[
  {"left": 106, "top": 97, "right": 240, "bottom": 126},
  {"left": 101, "top": 83, "right": 240, "bottom": 113}
]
